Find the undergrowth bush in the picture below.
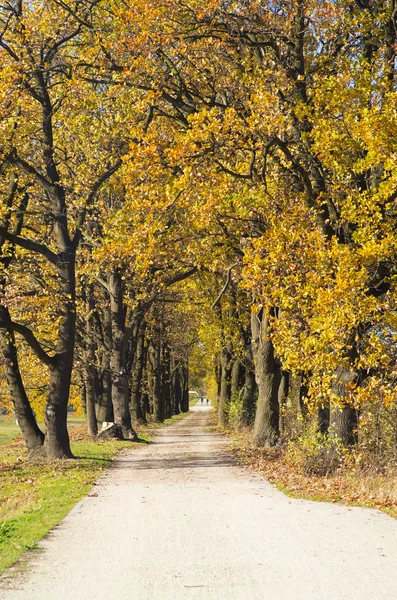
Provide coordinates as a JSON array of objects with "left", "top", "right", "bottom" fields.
[
  {"left": 351, "top": 400, "right": 397, "bottom": 473},
  {"left": 228, "top": 392, "right": 243, "bottom": 430},
  {"left": 286, "top": 424, "right": 342, "bottom": 476}
]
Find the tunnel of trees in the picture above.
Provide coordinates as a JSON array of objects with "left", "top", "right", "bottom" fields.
[{"left": 0, "top": 0, "right": 397, "bottom": 467}]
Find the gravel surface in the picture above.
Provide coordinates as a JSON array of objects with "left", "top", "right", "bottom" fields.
[{"left": 1, "top": 405, "right": 397, "bottom": 600}]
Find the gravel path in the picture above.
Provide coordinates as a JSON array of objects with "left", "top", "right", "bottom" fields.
[{"left": 1, "top": 405, "right": 397, "bottom": 600}]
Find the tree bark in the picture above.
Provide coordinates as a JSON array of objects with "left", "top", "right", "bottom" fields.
[
  {"left": 230, "top": 357, "right": 243, "bottom": 400},
  {"left": 278, "top": 370, "right": 290, "bottom": 435},
  {"left": 172, "top": 362, "right": 182, "bottom": 415},
  {"left": 318, "top": 402, "right": 330, "bottom": 435},
  {"left": 251, "top": 307, "right": 281, "bottom": 447},
  {"left": 215, "top": 358, "right": 222, "bottom": 400},
  {"left": 0, "top": 308, "right": 44, "bottom": 454},
  {"left": 299, "top": 375, "right": 310, "bottom": 422},
  {"left": 42, "top": 260, "right": 76, "bottom": 458},
  {"left": 149, "top": 338, "right": 164, "bottom": 422},
  {"left": 180, "top": 363, "right": 189, "bottom": 413},
  {"left": 162, "top": 343, "right": 172, "bottom": 419},
  {"left": 108, "top": 270, "right": 137, "bottom": 440},
  {"left": 218, "top": 341, "right": 233, "bottom": 427},
  {"left": 97, "top": 303, "right": 113, "bottom": 424},
  {"left": 240, "top": 327, "right": 256, "bottom": 426},
  {"left": 83, "top": 283, "right": 98, "bottom": 437},
  {"left": 330, "top": 365, "right": 359, "bottom": 446},
  {"left": 130, "top": 321, "right": 146, "bottom": 425}
]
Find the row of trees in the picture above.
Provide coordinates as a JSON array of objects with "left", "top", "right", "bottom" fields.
[{"left": 1, "top": 0, "right": 397, "bottom": 462}]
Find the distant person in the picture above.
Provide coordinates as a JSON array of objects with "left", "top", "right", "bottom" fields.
[{"left": 206, "top": 398, "right": 209, "bottom": 405}]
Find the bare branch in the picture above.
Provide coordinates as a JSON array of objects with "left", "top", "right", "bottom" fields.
[
  {"left": 211, "top": 262, "right": 240, "bottom": 310},
  {"left": 0, "top": 227, "right": 59, "bottom": 265},
  {"left": 0, "top": 318, "right": 56, "bottom": 367},
  {"left": 73, "top": 159, "right": 123, "bottom": 247}
]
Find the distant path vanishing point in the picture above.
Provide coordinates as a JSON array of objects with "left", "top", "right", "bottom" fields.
[{"left": 1, "top": 405, "right": 397, "bottom": 600}]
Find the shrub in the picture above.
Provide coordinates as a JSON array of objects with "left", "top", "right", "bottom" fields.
[{"left": 287, "top": 424, "right": 342, "bottom": 476}]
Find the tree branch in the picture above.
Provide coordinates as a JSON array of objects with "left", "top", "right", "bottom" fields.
[
  {"left": 0, "top": 318, "right": 56, "bottom": 367},
  {"left": 0, "top": 228, "right": 59, "bottom": 265},
  {"left": 164, "top": 266, "right": 198, "bottom": 287},
  {"left": 73, "top": 159, "right": 123, "bottom": 247},
  {"left": 211, "top": 262, "right": 240, "bottom": 310},
  {"left": 5, "top": 150, "right": 54, "bottom": 193}
]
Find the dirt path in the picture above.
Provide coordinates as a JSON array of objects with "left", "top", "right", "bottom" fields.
[{"left": 2, "top": 405, "right": 397, "bottom": 599}]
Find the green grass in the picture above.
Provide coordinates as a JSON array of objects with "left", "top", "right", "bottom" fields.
[
  {"left": 0, "top": 438, "right": 137, "bottom": 574},
  {"left": 0, "top": 421, "right": 20, "bottom": 445},
  {"left": 0, "top": 413, "right": 86, "bottom": 447},
  {"left": 0, "top": 412, "right": 185, "bottom": 575}
]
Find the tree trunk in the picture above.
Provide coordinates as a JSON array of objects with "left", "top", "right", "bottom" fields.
[
  {"left": 97, "top": 304, "right": 113, "bottom": 424},
  {"left": 83, "top": 284, "right": 98, "bottom": 437},
  {"left": 97, "top": 366, "right": 113, "bottom": 424},
  {"left": 318, "top": 402, "right": 330, "bottom": 434},
  {"left": 162, "top": 343, "right": 172, "bottom": 419},
  {"left": 42, "top": 261, "right": 76, "bottom": 458},
  {"left": 299, "top": 375, "right": 310, "bottom": 422},
  {"left": 218, "top": 342, "right": 232, "bottom": 427},
  {"left": 330, "top": 404, "right": 357, "bottom": 445},
  {"left": 251, "top": 307, "right": 281, "bottom": 447},
  {"left": 0, "top": 309, "right": 44, "bottom": 454},
  {"left": 141, "top": 392, "right": 150, "bottom": 420},
  {"left": 230, "top": 357, "right": 242, "bottom": 400},
  {"left": 149, "top": 338, "right": 163, "bottom": 422},
  {"left": 130, "top": 321, "right": 146, "bottom": 425},
  {"left": 108, "top": 270, "right": 137, "bottom": 440},
  {"left": 172, "top": 363, "right": 182, "bottom": 415},
  {"left": 215, "top": 358, "right": 222, "bottom": 400},
  {"left": 180, "top": 363, "right": 189, "bottom": 413},
  {"left": 278, "top": 370, "right": 290, "bottom": 435},
  {"left": 240, "top": 330, "right": 256, "bottom": 426},
  {"left": 330, "top": 366, "right": 358, "bottom": 446}
]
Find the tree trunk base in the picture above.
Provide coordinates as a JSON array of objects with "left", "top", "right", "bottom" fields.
[
  {"left": 28, "top": 442, "right": 75, "bottom": 460},
  {"left": 122, "top": 427, "right": 138, "bottom": 441}
]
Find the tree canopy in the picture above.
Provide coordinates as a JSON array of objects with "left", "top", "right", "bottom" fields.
[{"left": 1, "top": 0, "right": 397, "bottom": 463}]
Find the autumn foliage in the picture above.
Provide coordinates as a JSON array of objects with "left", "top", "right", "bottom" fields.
[{"left": 0, "top": 0, "right": 396, "bottom": 476}]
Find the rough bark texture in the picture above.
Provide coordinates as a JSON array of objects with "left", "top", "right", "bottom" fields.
[
  {"left": 96, "top": 304, "right": 113, "bottom": 424},
  {"left": 215, "top": 359, "right": 222, "bottom": 400},
  {"left": 162, "top": 344, "right": 172, "bottom": 419},
  {"left": 251, "top": 308, "right": 281, "bottom": 447},
  {"left": 331, "top": 405, "right": 358, "bottom": 446},
  {"left": 218, "top": 342, "right": 233, "bottom": 428},
  {"left": 318, "top": 403, "right": 330, "bottom": 435},
  {"left": 230, "top": 357, "right": 243, "bottom": 400},
  {"left": 278, "top": 370, "right": 290, "bottom": 435},
  {"left": 172, "top": 362, "right": 182, "bottom": 416},
  {"left": 299, "top": 375, "right": 310, "bottom": 422},
  {"left": 42, "top": 261, "right": 76, "bottom": 458},
  {"left": 330, "top": 366, "right": 359, "bottom": 446},
  {"left": 180, "top": 364, "right": 189, "bottom": 413},
  {"left": 130, "top": 322, "right": 146, "bottom": 425},
  {"left": 240, "top": 329, "right": 256, "bottom": 426},
  {"left": 0, "top": 311, "right": 44, "bottom": 454},
  {"left": 83, "top": 284, "right": 98, "bottom": 437},
  {"left": 149, "top": 338, "right": 164, "bottom": 422},
  {"left": 108, "top": 271, "right": 137, "bottom": 440}
]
